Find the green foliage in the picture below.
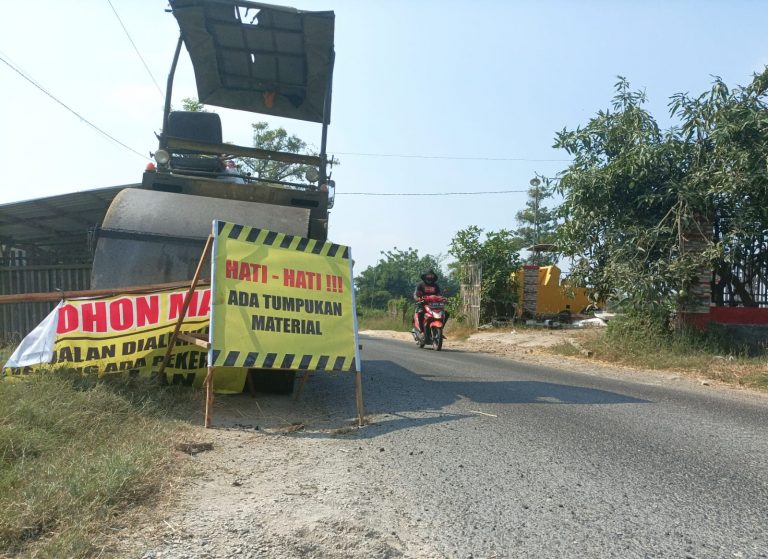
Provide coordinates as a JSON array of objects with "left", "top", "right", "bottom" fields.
[
  {"left": 449, "top": 226, "right": 521, "bottom": 320},
  {"left": 555, "top": 78, "right": 699, "bottom": 309},
  {"left": 355, "top": 248, "right": 453, "bottom": 309},
  {"left": 445, "top": 294, "right": 465, "bottom": 324},
  {"left": 550, "top": 315, "right": 768, "bottom": 389},
  {"left": 181, "top": 97, "right": 206, "bottom": 112},
  {"left": 555, "top": 70, "right": 768, "bottom": 310},
  {"left": 356, "top": 307, "right": 409, "bottom": 331},
  {"left": 239, "top": 121, "right": 317, "bottom": 182},
  {"left": 669, "top": 70, "right": 768, "bottom": 306},
  {"left": 512, "top": 176, "right": 559, "bottom": 265},
  {"left": 0, "top": 374, "right": 189, "bottom": 557},
  {"left": 603, "top": 309, "right": 743, "bottom": 361}
]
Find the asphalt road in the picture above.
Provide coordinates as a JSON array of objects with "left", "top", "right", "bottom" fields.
[{"left": 355, "top": 334, "right": 768, "bottom": 558}]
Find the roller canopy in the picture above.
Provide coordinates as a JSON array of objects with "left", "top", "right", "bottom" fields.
[{"left": 170, "top": 0, "right": 334, "bottom": 123}]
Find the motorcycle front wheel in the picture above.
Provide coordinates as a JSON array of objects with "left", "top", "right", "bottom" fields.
[{"left": 431, "top": 327, "right": 443, "bottom": 351}]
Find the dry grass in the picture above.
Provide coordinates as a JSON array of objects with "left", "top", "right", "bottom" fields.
[
  {"left": 0, "top": 373, "right": 195, "bottom": 558},
  {"left": 357, "top": 308, "right": 410, "bottom": 332},
  {"left": 549, "top": 324, "right": 768, "bottom": 391},
  {"left": 444, "top": 322, "right": 479, "bottom": 341}
]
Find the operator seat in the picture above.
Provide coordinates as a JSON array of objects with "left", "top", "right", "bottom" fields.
[{"left": 166, "top": 111, "right": 224, "bottom": 173}]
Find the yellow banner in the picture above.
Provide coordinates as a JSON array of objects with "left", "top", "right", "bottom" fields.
[
  {"left": 210, "top": 221, "right": 360, "bottom": 372},
  {"left": 1, "top": 288, "right": 245, "bottom": 393}
]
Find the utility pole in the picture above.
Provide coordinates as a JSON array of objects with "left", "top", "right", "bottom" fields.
[{"left": 530, "top": 177, "right": 541, "bottom": 265}]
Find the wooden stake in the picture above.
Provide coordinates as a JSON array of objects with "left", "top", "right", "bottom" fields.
[
  {"left": 294, "top": 370, "right": 311, "bottom": 401},
  {"left": 245, "top": 370, "right": 257, "bottom": 398},
  {"left": 355, "top": 370, "right": 365, "bottom": 427},
  {"left": 157, "top": 235, "right": 213, "bottom": 378}
]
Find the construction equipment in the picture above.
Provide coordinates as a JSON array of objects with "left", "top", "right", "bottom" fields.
[{"left": 90, "top": 0, "right": 336, "bottom": 392}]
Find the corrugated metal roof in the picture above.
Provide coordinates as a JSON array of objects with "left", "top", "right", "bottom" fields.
[{"left": 0, "top": 185, "right": 141, "bottom": 262}]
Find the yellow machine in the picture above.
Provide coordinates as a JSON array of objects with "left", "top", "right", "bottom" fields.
[{"left": 515, "top": 265, "right": 592, "bottom": 318}]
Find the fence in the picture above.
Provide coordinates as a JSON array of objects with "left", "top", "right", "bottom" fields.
[
  {"left": 459, "top": 262, "right": 482, "bottom": 329},
  {"left": 715, "top": 262, "right": 768, "bottom": 308},
  {"left": 0, "top": 264, "right": 92, "bottom": 342}
]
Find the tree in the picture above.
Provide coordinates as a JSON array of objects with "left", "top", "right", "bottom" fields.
[
  {"left": 554, "top": 78, "right": 703, "bottom": 308},
  {"left": 181, "top": 97, "right": 206, "bottom": 112},
  {"left": 511, "top": 176, "right": 559, "bottom": 265},
  {"left": 554, "top": 70, "right": 768, "bottom": 310},
  {"left": 178, "top": 97, "right": 326, "bottom": 183},
  {"left": 239, "top": 121, "right": 316, "bottom": 183},
  {"left": 449, "top": 226, "right": 521, "bottom": 319},
  {"left": 670, "top": 70, "right": 768, "bottom": 307},
  {"left": 354, "top": 248, "right": 452, "bottom": 309}
]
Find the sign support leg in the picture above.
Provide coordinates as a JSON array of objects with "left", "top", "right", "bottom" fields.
[
  {"left": 204, "top": 366, "right": 216, "bottom": 428},
  {"left": 355, "top": 370, "right": 365, "bottom": 427},
  {"left": 294, "top": 370, "right": 311, "bottom": 401}
]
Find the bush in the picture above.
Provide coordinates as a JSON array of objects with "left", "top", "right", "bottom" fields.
[{"left": 604, "top": 308, "right": 744, "bottom": 359}]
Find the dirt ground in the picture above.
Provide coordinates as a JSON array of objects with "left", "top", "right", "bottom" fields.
[
  {"left": 358, "top": 327, "right": 748, "bottom": 388},
  {"left": 115, "top": 326, "right": 755, "bottom": 558},
  {"left": 361, "top": 327, "right": 608, "bottom": 373},
  {"left": 116, "top": 328, "right": 593, "bottom": 559},
  {"left": 116, "top": 376, "right": 437, "bottom": 559},
  {"left": 362, "top": 327, "right": 575, "bottom": 354}
]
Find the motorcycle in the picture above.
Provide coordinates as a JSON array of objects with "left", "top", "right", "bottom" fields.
[{"left": 412, "top": 295, "right": 447, "bottom": 351}]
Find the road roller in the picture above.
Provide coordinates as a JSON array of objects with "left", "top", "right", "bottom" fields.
[{"left": 91, "top": 0, "right": 336, "bottom": 392}]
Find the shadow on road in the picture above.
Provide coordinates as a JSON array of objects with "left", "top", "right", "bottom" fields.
[{"left": 262, "top": 359, "right": 650, "bottom": 439}]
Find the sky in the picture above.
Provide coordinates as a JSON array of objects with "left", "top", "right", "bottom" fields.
[{"left": 1, "top": 0, "right": 767, "bottom": 274}]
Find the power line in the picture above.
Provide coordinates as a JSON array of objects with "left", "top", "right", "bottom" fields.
[
  {"left": 337, "top": 189, "right": 529, "bottom": 196},
  {"left": 105, "top": 0, "right": 164, "bottom": 99},
  {"left": 333, "top": 151, "right": 570, "bottom": 163},
  {"left": 0, "top": 52, "right": 148, "bottom": 161}
]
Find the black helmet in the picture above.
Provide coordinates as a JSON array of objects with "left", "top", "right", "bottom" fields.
[{"left": 421, "top": 269, "right": 439, "bottom": 284}]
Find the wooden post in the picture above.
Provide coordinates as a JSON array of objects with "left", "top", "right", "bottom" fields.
[
  {"left": 294, "top": 370, "right": 312, "bottom": 401},
  {"left": 150, "top": 235, "right": 215, "bottom": 428},
  {"left": 355, "top": 370, "right": 365, "bottom": 427},
  {"left": 157, "top": 235, "right": 213, "bottom": 378}
]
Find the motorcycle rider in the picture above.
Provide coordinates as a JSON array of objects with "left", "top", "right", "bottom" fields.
[{"left": 414, "top": 269, "right": 447, "bottom": 335}]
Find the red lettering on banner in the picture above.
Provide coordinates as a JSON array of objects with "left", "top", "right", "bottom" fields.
[
  {"left": 136, "top": 295, "right": 160, "bottom": 327},
  {"left": 53, "top": 292, "right": 207, "bottom": 334},
  {"left": 57, "top": 304, "right": 79, "bottom": 334},
  {"left": 197, "top": 289, "right": 211, "bottom": 316},
  {"left": 226, "top": 259, "right": 267, "bottom": 283},
  {"left": 284, "top": 269, "right": 323, "bottom": 290},
  {"left": 81, "top": 302, "right": 108, "bottom": 332},
  {"left": 226, "top": 259, "right": 238, "bottom": 279},
  {"left": 169, "top": 290, "right": 211, "bottom": 320},
  {"left": 238, "top": 262, "right": 251, "bottom": 281},
  {"left": 284, "top": 268, "right": 294, "bottom": 286},
  {"left": 110, "top": 298, "right": 134, "bottom": 331}
]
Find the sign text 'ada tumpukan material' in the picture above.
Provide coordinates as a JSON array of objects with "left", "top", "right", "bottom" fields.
[{"left": 209, "top": 221, "right": 360, "bottom": 372}]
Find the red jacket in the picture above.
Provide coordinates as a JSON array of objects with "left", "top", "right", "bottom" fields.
[{"left": 414, "top": 282, "right": 441, "bottom": 301}]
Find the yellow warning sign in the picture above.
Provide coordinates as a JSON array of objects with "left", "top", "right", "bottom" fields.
[{"left": 209, "top": 221, "right": 360, "bottom": 372}]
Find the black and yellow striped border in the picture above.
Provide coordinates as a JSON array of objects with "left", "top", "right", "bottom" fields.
[
  {"left": 215, "top": 221, "right": 350, "bottom": 260},
  {"left": 212, "top": 221, "right": 356, "bottom": 372},
  {"left": 210, "top": 350, "right": 357, "bottom": 372}
]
